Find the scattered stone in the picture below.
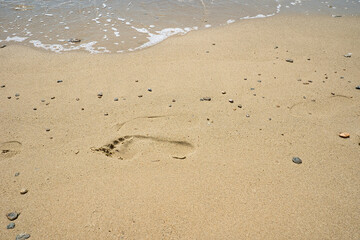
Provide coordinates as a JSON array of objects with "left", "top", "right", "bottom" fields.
[
  {"left": 332, "top": 15, "right": 342, "bottom": 18},
  {"left": 221, "top": 91, "right": 226, "bottom": 94},
  {"left": 0, "top": 44, "right": 6, "bottom": 48},
  {"left": 7, "top": 96, "right": 11, "bottom": 99},
  {"left": 20, "top": 188, "right": 28, "bottom": 195},
  {"left": 246, "top": 114, "right": 250, "bottom": 118},
  {"left": 15, "top": 93, "right": 20, "bottom": 97},
  {"left": 46, "top": 128, "right": 50, "bottom": 132},
  {"left": 41, "top": 99, "right": 45, "bottom": 102},
  {"left": 68, "top": 38, "right": 81, "bottom": 43},
  {"left": 51, "top": 97, "right": 55, "bottom": 100},
  {"left": 6, "top": 212, "right": 19, "bottom": 221},
  {"left": 57, "top": 80, "right": 63, "bottom": 83},
  {"left": 344, "top": 53, "right": 352, "bottom": 58},
  {"left": 339, "top": 132, "right": 350, "bottom": 138},
  {"left": 202, "top": 97, "right": 211, "bottom": 101},
  {"left": 15, "top": 172, "right": 20, "bottom": 177},
  {"left": 33, "top": 108, "right": 37, "bottom": 111},
  {"left": 168, "top": 104, "right": 172, "bottom": 107},
  {"left": 81, "top": 108, "right": 84, "bottom": 111},
  {"left": 286, "top": 59, "right": 294, "bottom": 63},
  {"left": 114, "top": 97, "right": 118, "bottom": 101},
  {"left": 228, "top": 99, "right": 234, "bottom": 103},
  {"left": 172, "top": 99, "right": 176, "bottom": 102},
  {"left": 104, "top": 113, "right": 108, "bottom": 116},
  {"left": 97, "top": 92, "right": 103, "bottom": 98},
  {"left": 7, "top": 222, "right": 15, "bottom": 229},
  {"left": 172, "top": 155, "right": 186, "bottom": 159},
  {"left": 147, "top": 88, "right": 152, "bottom": 92},
  {"left": 331, "top": 92, "right": 335, "bottom": 95},
  {"left": 356, "top": 85, "right": 360, "bottom": 90},
  {"left": 250, "top": 88, "right": 255, "bottom": 90},
  {"left": 138, "top": 95, "right": 143, "bottom": 98},
  {"left": 76, "top": 98, "right": 80, "bottom": 101},
  {"left": 307, "top": 58, "right": 311, "bottom": 61},
  {"left": 244, "top": 78, "right": 247, "bottom": 80},
  {"left": 257, "top": 80, "right": 262, "bottom": 83},
  {"left": 292, "top": 157, "right": 302, "bottom": 164},
  {"left": 16, "top": 233, "right": 31, "bottom": 240},
  {"left": 274, "top": 46, "right": 278, "bottom": 49},
  {"left": 1, "top": 85, "right": 5, "bottom": 88},
  {"left": 340, "top": 76, "right": 344, "bottom": 79},
  {"left": 237, "top": 104, "right": 242, "bottom": 108},
  {"left": 75, "top": 150, "right": 79, "bottom": 154},
  {"left": 268, "top": 118, "right": 272, "bottom": 121}
]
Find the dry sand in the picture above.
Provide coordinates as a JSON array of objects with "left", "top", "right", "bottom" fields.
[{"left": 0, "top": 15, "right": 359, "bottom": 239}]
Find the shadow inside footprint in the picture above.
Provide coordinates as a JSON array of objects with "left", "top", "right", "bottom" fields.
[
  {"left": 0, "top": 141, "right": 22, "bottom": 160},
  {"left": 92, "top": 135, "right": 194, "bottom": 160}
]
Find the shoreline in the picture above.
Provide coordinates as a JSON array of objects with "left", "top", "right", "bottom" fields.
[{"left": 1, "top": 14, "right": 359, "bottom": 239}]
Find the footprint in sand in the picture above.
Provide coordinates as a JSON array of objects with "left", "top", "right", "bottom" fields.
[
  {"left": 92, "top": 115, "right": 198, "bottom": 160},
  {"left": 0, "top": 141, "right": 22, "bottom": 160},
  {"left": 289, "top": 95, "right": 354, "bottom": 117}
]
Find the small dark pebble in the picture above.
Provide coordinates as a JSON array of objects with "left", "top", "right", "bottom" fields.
[
  {"left": 6, "top": 212, "right": 19, "bottom": 221},
  {"left": 331, "top": 92, "right": 335, "bottom": 95},
  {"left": 76, "top": 98, "right": 80, "bottom": 101},
  {"left": 250, "top": 88, "right": 255, "bottom": 90},
  {"left": 97, "top": 92, "right": 103, "bottom": 98},
  {"left": 57, "top": 80, "right": 63, "bottom": 83},
  {"left": 51, "top": 97, "right": 55, "bottom": 100},
  {"left": 15, "top": 172, "right": 20, "bottom": 177},
  {"left": 46, "top": 128, "right": 50, "bottom": 132},
  {"left": 114, "top": 97, "right": 119, "bottom": 101},
  {"left": 257, "top": 80, "right": 261, "bottom": 83},
  {"left": 41, "top": 99, "right": 45, "bottom": 102},
  {"left": 81, "top": 108, "right": 84, "bottom": 111},
  {"left": 138, "top": 95, "right": 143, "bottom": 98},
  {"left": 268, "top": 118, "right": 272, "bottom": 121},
  {"left": 104, "top": 113, "right": 108, "bottom": 116},
  {"left": 168, "top": 104, "right": 172, "bottom": 107},
  {"left": 356, "top": 86, "right": 360, "bottom": 90},
  {"left": 68, "top": 38, "right": 81, "bottom": 43},
  {"left": 292, "top": 157, "right": 302, "bottom": 164},
  {"left": 8, "top": 96, "right": 11, "bottom": 99},
  {"left": 274, "top": 46, "right": 278, "bottom": 49},
  {"left": 33, "top": 108, "right": 37, "bottom": 111},
  {"left": 237, "top": 104, "right": 242, "bottom": 108},
  {"left": 202, "top": 97, "right": 211, "bottom": 101},
  {"left": 16, "top": 233, "right": 31, "bottom": 240},
  {"left": 147, "top": 88, "right": 152, "bottom": 92},
  {"left": 0, "top": 44, "right": 6, "bottom": 48},
  {"left": 7, "top": 222, "right": 15, "bottom": 229},
  {"left": 221, "top": 91, "right": 226, "bottom": 94},
  {"left": 15, "top": 93, "right": 20, "bottom": 97},
  {"left": 172, "top": 99, "right": 176, "bottom": 102},
  {"left": 1, "top": 85, "right": 5, "bottom": 88},
  {"left": 244, "top": 78, "right": 247, "bottom": 80},
  {"left": 286, "top": 59, "right": 294, "bottom": 63},
  {"left": 228, "top": 99, "right": 234, "bottom": 103}
]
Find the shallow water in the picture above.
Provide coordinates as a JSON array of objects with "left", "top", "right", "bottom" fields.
[{"left": 0, "top": 0, "right": 359, "bottom": 53}]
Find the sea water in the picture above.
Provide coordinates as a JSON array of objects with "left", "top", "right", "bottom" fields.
[{"left": 0, "top": 0, "right": 359, "bottom": 53}]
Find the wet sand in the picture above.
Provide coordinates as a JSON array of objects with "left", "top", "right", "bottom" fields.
[{"left": 0, "top": 15, "right": 359, "bottom": 239}]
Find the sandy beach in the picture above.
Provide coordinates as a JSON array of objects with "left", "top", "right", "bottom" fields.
[{"left": 1, "top": 15, "right": 359, "bottom": 239}]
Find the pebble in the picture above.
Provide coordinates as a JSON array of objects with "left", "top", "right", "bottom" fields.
[
  {"left": 51, "top": 97, "right": 55, "bottom": 100},
  {"left": 46, "top": 128, "right": 50, "bottom": 132},
  {"left": 104, "top": 113, "right": 108, "bottom": 116},
  {"left": 20, "top": 188, "right": 28, "bottom": 195},
  {"left": 7, "top": 96, "right": 11, "bottom": 99},
  {"left": 15, "top": 93, "right": 20, "bottom": 97},
  {"left": 57, "top": 80, "right": 63, "bottom": 83},
  {"left": 331, "top": 92, "right": 335, "bottom": 95},
  {"left": 138, "top": 95, "right": 143, "bottom": 98},
  {"left": 6, "top": 212, "right": 19, "bottom": 221},
  {"left": 15, "top": 172, "right": 20, "bottom": 177},
  {"left": 292, "top": 157, "right": 302, "bottom": 164},
  {"left": 339, "top": 132, "right": 350, "bottom": 138},
  {"left": 0, "top": 44, "right": 6, "bottom": 48},
  {"left": 172, "top": 99, "right": 176, "bottom": 102},
  {"left": 16, "top": 233, "right": 31, "bottom": 240},
  {"left": 344, "top": 53, "right": 352, "bottom": 58},
  {"left": 7, "top": 222, "right": 15, "bottom": 229},
  {"left": 97, "top": 92, "right": 103, "bottom": 98},
  {"left": 246, "top": 114, "right": 250, "bottom": 118},
  {"left": 356, "top": 86, "right": 360, "bottom": 90},
  {"left": 286, "top": 59, "right": 294, "bottom": 63},
  {"left": 76, "top": 98, "right": 80, "bottom": 101},
  {"left": 1, "top": 85, "right": 5, "bottom": 88},
  {"left": 33, "top": 108, "right": 37, "bottom": 111},
  {"left": 168, "top": 104, "right": 172, "bottom": 107},
  {"left": 237, "top": 104, "right": 242, "bottom": 108},
  {"left": 41, "top": 99, "right": 45, "bottom": 102},
  {"left": 147, "top": 88, "right": 152, "bottom": 92},
  {"left": 68, "top": 38, "right": 81, "bottom": 43},
  {"left": 114, "top": 97, "right": 119, "bottom": 101},
  {"left": 221, "top": 91, "right": 226, "bottom": 94},
  {"left": 250, "top": 88, "right": 255, "bottom": 90},
  {"left": 274, "top": 46, "right": 278, "bottom": 49},
  {"left": 228, "top": 99, "right": 234, "bottom": 103},
  {"left": 202, "top": 97, "right": 211, "bottom": 101}
]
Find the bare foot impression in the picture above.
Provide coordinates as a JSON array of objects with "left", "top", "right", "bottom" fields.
[{"left": 0, "top": 141, "right": 22, "bottom": 160}]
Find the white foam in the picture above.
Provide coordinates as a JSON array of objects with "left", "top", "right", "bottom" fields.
[
  {"left": 29, "top": 40, "right": 104, "bottom": 54},
  {"left": 227, "top": 19, "right": 235, "bottom": 24},
  {"left": 5, "top": 36, "right": 28, "bottom": 42}
]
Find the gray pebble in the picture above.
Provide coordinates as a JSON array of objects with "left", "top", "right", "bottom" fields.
[
  {"left": 237, "top": 104, "right": 242, "bottom": 108},
  {"left": 15, "top": 172, "right": 20, "bottom": 177},
  {"left": 356, "top": 86, "right": 360, "bottom": 90},
  {"left": 228, "top": 99, "right": 234, "bottom": 103},
  {"left": 114, "top": 97, "right": 119, "bottom": 101},
  {"left": 6, "top": 212, "right": 19, "bottom": 221},
  {"left": 97, "top": 92, "right": 103, "bottom": 98},
  {"left": 0, "top": 44, "right": 6, "bottom": 48},
  {"left": 57, "top": 80, "right": 63, "bottom": 83},
  {"left": 286, "top": 59, "right": 294, "bottom": 63},
  {"left": 246, "top": 114, "right": 250, "bottom": 118},
  {"left": 202, "top": 97, "right": 211, "bottom": 101},
  {"left": 7, "top": 222, "right": 15, "bottom": 229},
  {"left": 104, "top": 113, "right": 108, "bottom": 116},
  {"left": 15, "top": 93, "right": 20, "bottom": 97},
  {"left": 257, "top": 80, "right": 262, "bottom": 83},
  {"left": 292, "top": 157, "right": 302, "bottom": 164},
  {"left": 147, "top": 88, "right": 152, "bottom": 92},
  {"left": 16, "top": 233, "right": 31, "bottom": 240},
  {"left": 68, "top": 38, "right": 81, "bottom": 43},
  {"left": 41, "top": 99, "right": 45, "bottom": 102},
  {"left": 344, "top": 53, "right": 352, "bottom": 58},
  {"left": 250, "top": 88, "right": 255, "bottom": 90}
]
